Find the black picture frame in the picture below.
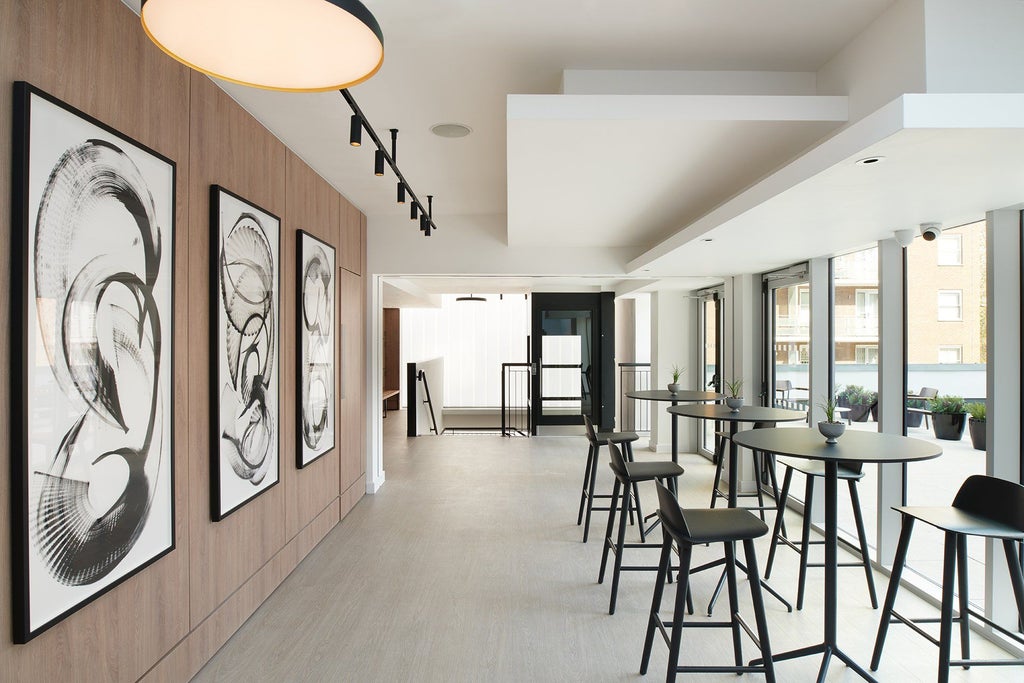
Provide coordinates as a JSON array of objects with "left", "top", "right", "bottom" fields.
[
  {"left": 210, "top": 185, "right": 281, "bottom": 521},
  {"left": 296, "top": 230, "right": 337, "bottom": 468},
  {"left": 10, "top": 81, "right": 177, "bottom": 643}
]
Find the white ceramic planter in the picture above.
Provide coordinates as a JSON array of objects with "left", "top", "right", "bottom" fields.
[{"left": 818, "top": 421, "right": 846, "bottom": 444}]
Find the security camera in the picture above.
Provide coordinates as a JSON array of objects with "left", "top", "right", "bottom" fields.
[{"left": 920, "top": 222, "right": 942, "bottom": 241}]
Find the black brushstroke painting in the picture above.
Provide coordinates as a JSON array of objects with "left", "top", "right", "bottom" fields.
[
  {"left": 12, "top": 82, "right": 175, "bottom": 643},
  {"left": 211, "top": 186, "right": 280, "bottom": 520},
  {"left": 297, "top": 230, "right": 335, "bottom": 467}
]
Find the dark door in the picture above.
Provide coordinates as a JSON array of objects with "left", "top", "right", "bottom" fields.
[{"left": 531, "top": 293, "right": 614, "bottom": 433}]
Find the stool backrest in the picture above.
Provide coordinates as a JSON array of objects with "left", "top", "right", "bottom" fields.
[
  {"left": 655, "top": 480, "right": 691, "bottom": 540},
  {"left": 607, "top": 441, "right": 629, "bottom": 479},
  {"left": 582, "top": 414, "right": 599, "bottom": 445},
  {"left": 953, "top": 475, "right": 1024, "bottom": 533}
]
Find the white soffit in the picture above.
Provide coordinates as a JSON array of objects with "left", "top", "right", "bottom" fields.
[
  {"left": 506, "top": 93, "right": 848, "bottom": 249},
  {"left": 629, "top": 93, "right": 1024, "bottom": 277}
]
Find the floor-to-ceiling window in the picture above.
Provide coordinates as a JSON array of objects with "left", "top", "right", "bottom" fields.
[
  {"left": 831, "top": 247, "right": 879, "bottom": 546},
  {"left": 904, "top": 220, "right": 988, "bottom": 606},
  {"left": 764, "top": 265, "right": 810, "bottom": 416}
]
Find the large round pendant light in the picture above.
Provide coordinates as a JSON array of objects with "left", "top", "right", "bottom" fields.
[{"left": 140, "top": 0, "right": 384, "bottom": 92}]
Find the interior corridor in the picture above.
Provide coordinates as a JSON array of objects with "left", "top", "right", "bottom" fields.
[{"left": 194, "top": 415, "right": 1013, "bottom": 682}]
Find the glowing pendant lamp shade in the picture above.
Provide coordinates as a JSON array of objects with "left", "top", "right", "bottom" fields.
[{"left": 141, "top": 0, "right": 384, "bottom": 92}]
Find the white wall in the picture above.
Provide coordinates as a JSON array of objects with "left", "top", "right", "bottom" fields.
[
  {"left": 924, "top": 0, "right": 1024, "bottom": 94},
  {"left": 649, "top": 290, "right": 695, "bottom": 453},
  {"left": 400, "top": 294, "right": 530, "bottom": 408},
  {"left": 817, "top": 0, "right": 927, "bottom": 123}
]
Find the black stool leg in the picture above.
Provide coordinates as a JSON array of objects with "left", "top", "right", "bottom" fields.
[
  {"left": 743, "top": 538, "right": 776, "bottom": 683},
  {"left": 598, "top": 479, "right": 620, "bottom": 584},
  {"left": 765, "top": 466, "right": 793, "bottom": 580},
  {"left": 624, "top": 442, "right": 643, "bottom": 534},
  {"left": 871, "top": 515, "right": 915, "bottom": 670},
  {"left": 582, "top": 443, "right": 602, "bottom": 543},
  {"left": 956, "top": 534, "right": 971, "bottom": 668},
  {"left": 796, "top": 475, "right": 814, "bottom": 610},
  {"left": 848, "top": 479, "right": 878, "bottom": 608},
  {"left": 665, "top": 544, "right": 693, "bottom": 683},
  {"left": 764, "top": 453, "right": 787, "bottom": 538},
  {"left": 609, "top": 478, "right": 631, "bottom": 615},
  {"left": 724, "top": 541, "right": 744, "bottom": 667},
  {"left": 577, "top": 443, "right": 595, "bottom": 526},
  {"left": 640, "top": 530, "right": 673, "bottom": 675},
  {"left": 1003, "top": 539, "right": 1024, "bottom": 639},
  {"left": 937, "top": 531, "right": 958, "bottom": 683}
]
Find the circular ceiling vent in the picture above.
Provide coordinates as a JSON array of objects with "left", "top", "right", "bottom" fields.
[{"left": 431, "top": 123, "right": 472, "bottom": 138}]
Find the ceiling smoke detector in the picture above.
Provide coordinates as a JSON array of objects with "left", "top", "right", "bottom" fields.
[{"left": 431, "top": 123, "right": 472, "bottom": 138}]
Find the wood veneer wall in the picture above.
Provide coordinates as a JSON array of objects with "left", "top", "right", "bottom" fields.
[{"left": 0, "top": 1, "right": 367, "bottom": 680}]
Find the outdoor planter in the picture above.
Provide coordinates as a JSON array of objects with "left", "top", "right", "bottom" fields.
[
  {"left": 906, "top": 409, "right": 924, "bottom": 428},
  {"left": 968, "top": 418, "right": 986, "bottom": 451},
  {"left": 932, "top": 413, "right": 966, "bottom": 441},
  {"left": 848, "top": 404, "right": 871, "bottom": 422}
]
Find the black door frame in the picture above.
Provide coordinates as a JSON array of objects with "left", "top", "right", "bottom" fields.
[{"left": 531, "top": 293, "right": 614, "bottom": 433}]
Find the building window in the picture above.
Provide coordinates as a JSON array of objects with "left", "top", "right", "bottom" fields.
[
  {"left": 855, "top": 345, "right": 878, "bottom": 364},
  {"left": 937, "top": 345, "right": 962, "bottom": 364},
  {"left": 937, "top": 290, "right": 962, "bottom": 321},
  {"left": 937, "top": 234, "right": 962, "bottom": 266}
]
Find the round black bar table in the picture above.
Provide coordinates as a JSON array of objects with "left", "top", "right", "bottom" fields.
[
  {"left": 669, "top": 404, "right": 807, "bottom": 613},
  {"left": 733, "top": 428, "right": 942, "bottom": 683},
  {"left": 625, "top": 390, "right": 722, "bottom": 464}
]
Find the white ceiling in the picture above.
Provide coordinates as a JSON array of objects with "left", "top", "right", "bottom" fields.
[{"left": 132, "top": 0, "right": 1024, "bottom": 304}]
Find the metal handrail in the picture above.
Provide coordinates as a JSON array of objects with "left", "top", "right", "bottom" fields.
[
  {"left": 416, "top": 370, "right": 440, "bottom": 435},
  {"left": 501, "top": 362, "right": 531, "bottom": 437}
]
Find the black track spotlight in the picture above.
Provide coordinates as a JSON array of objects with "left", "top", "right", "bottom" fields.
[
  {"left": 374, "top": 148, "right": 385, "bottom": 176},
  {"left": 349, "top": 114, "right": 362, "bottom": 147},
  {"left": 390, "top": 128, "right": 398, "bottom": 161},
  {"left": 410, "top": 202, "right": 418, "bottom": 220},
  {"left": 420, "top": 213, "right": 428, "bottom": 232},
  {"left": 397, "top": 182, "right": 406, "bottom": 204}
]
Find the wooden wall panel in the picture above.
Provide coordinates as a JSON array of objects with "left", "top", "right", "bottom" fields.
[
  {"left": 0, "top": 2, "right": 368, "bottom": 679},
  {"left": 0, "top": 1, "right": 191, "bottom": 680},
  {"left": 187, "top": 75, "right": 290, "bottom": 626},
  {"left": 341, "top": 199, "right": 362, "bottom": 275},
  {"left": 340, "top": 269, "right": 367, "bottom": 491},
  {"left": 284, "top": 151, "right": 342, "bottom": 540}
]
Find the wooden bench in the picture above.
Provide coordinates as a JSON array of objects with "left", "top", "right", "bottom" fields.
[{"left": 382, "top": 389, "right": 399, "bottom": 418}]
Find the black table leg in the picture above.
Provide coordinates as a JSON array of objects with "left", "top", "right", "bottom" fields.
[
  {"left": 750, "top": 461, "right": 877, "bottom": 682},
  {"left": 670, "top": 399, "right": 679, "bottom": 464}
]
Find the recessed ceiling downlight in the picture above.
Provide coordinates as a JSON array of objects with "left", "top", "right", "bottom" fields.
[
  {"left": 431, "top": 123, "right": 472, "bottom": 138},
  {"left": 855, "top": 156, "right": 886, "bottom": 166}
]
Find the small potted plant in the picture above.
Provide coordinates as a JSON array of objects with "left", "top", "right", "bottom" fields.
[
  {"left": 818, "top": 395, "right": 845, "bottom": 444},
  {"left": 966, "top": 402, "right": 986, "bottom": 451},
  {"left": 667, "top": 364, "right": 683, "bottom": 394},
  {"left": 929, "top": 395, "right": 967, "bottom": 441},
  {"left": 724, "top": 378, "right": 743, "bottom": 412}
]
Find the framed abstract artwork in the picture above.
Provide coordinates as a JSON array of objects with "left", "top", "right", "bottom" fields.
[
  {"left": 10, "top": 82, "right": 176, "bottom": 643},
  {"left": 296, "top": 230, "right": 336, "bottom": 468},
  {"left": 210, "top": 185, "right": 280, "bottom": 521}
]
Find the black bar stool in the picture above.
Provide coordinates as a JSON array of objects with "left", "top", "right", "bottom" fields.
[
  {"left": 599, "top": 442, "right": 684, "bottom": 615},
  {"left": 764, "top": 456, "right": 877, "bottom": 610},
  {"left": 578, "top": 415, "right": 640, "bottom": 543},
  {"left": 640, "top": 481, "right": 776, "bottom": 682},
  {"left": 871, "top": 475, "right": 1024, "bottom": 682},
  {"left": 709, "top": 426, "right": 784, "bottom": 525}
]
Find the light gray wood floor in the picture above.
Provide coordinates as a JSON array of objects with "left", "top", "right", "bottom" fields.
[{"left": 194, "top": 413, "right": 1016, "bottom": 682}]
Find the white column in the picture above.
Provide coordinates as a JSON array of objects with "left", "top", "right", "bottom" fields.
[
  {"left": 985, "top": 208, "right": 1021, "bottom": 628},
  {"left": 876, "top": 237, "right": 906, "bottom": 562},
  {"left": 650, "top": 290, "right": 694, "bottom": 453},
  {"left": 805, "top": 258, "right": 830, "bottom": 523},
  {"left": 366, "top": 275, "right": 385, "bottom": 493}
]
